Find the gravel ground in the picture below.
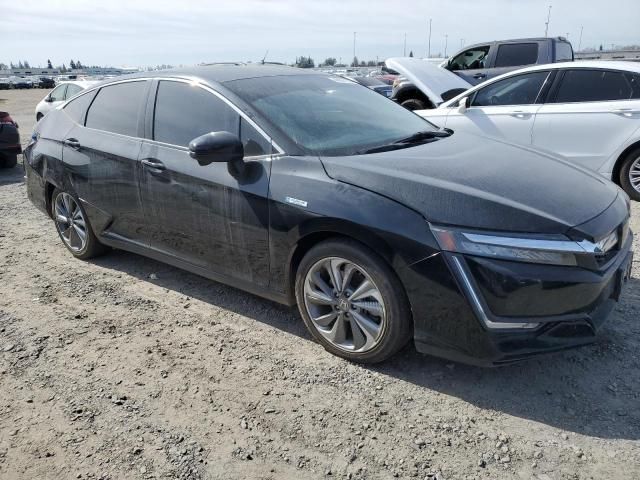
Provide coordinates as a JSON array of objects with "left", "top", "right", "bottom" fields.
[{"left": 1, "top": 89, "right": 639, "bottom": 480}]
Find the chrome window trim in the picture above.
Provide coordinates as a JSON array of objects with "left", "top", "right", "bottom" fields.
[{"left": 61, "top": 76, "right": 285, "bottom": 156}]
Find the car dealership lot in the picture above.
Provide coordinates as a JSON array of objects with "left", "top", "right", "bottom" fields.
[{"left": 1, "top": 89, "right": 639, "bottom": 479}]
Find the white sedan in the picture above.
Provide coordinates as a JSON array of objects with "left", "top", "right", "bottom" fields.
[
  {"left": 392, "top": 59, "right": 640, "bottom": 200},
  {"left": 35, "top": 80, "right": 98, "bottom": 121}
]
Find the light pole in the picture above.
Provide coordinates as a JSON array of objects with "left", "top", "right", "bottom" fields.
[
  {"left": 353, "top": 31, "right": 357, "bottom": 64},
  {"left": 544, "top": 5, "right": 552, "bottom": 37},
  {"left": 578, "top": 25, "right": 584, "bottom": 51},
  {"left": 428, "top": 18, "right": 432, "bottom": 58},
  {"left": 403, "top": 33, "right": 407, "bottom": 56},
  {"left": 444, "top": 34, "right": 448, "bottom": 57}
]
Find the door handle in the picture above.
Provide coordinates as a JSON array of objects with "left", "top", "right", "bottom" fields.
[
  {"left": 63, "top": 138, "right": 81, "bottom": 150},
  {"left": 611, "top": 108, "right": 639, "bottom": 117},
  {"left": 509, "top": 110, "right": 529, "bottom": 118},
  {"left": 141, "top": 158, "right": 166, "bottom": 171},
  {"left": 473, "top": 73, "right": 487, "bottom": 79}
]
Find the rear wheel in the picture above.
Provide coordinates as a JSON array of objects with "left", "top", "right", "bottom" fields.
[
  {"left": 295, "top": 239, "right": 412, "bottom": 363},
  {"left": 0, "top": 153, "right": 17, "bottom": 168},
  {"left": 52, "top": 188, "right": 108, "bottom": 259},
  {"left": 619, "top": 149, "right": 640, "bottom": 201}
]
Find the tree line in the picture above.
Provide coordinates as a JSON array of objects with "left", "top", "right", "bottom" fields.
[
  {"left": 0, "top": 59, "right": 88, "bottom": 72},
  {"left": 296, "top": 52, "right": 413, "bottom": 69}
]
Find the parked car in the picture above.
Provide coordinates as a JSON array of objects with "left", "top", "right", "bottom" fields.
[
  {"left": 25, "top": 66, "right": 633, "bottom": 366},
  {"left": 391, "top": 37, "right": 574, "bottom": 110},
  {"left": 349, "top": 76, "right": 393, "bottom": 97},
  {"left": 0, "top": 111, "right": 21, "bottom": 168},
  {"left": 35, "top": 80, "right": 98, "bottom": 121},
  {"left": 412, "top": 61, "right": 640, "bottom": 200},
  {"left": 38, "top": 77, "right": 56, "bottom": 89},
  {"left": 13, "top": 77, "right": 33, "bottom": 89},
  {"left": 0, "top": 78, "right": 11, "bottom": 90}
]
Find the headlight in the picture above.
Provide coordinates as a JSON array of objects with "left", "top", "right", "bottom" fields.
[{"left": 430, "top": 225, "right": 619, "bottom": 267}]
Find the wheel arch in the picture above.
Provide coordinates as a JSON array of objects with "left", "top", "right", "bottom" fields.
[
  {"left": 286, "top": 220, "right": 399, "bottom": 301},
  {"left": 612, "top": 139, "right": 640, "bottom": 186},
  {"left": 393, "top": 86, "right": 432, "bottom": 107}
]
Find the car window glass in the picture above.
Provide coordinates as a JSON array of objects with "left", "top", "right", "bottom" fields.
[
  {"left": 85, "top": 81, "right": 147, "bottom": 136},
  {"left": 555, "top": 42, "right": 573, "bottom": 61},
  {"left": 494, "top": 43, "right": 539, "bottom": 68},
  {"left": 63, "top": 91, "right": 97, "bottom": 125},
  {"left": 49, "top": 84, "right": 67, "bottom": 102},
  {"left": 627, "top": 73, "right": 640, "bottom": 99},
  {"left": 153, "top": 81, "right": 239, "bottom": 147},
  {"left": 448, "top": 46, "right": 490, "bottom": 71},
  {"left": 554, "top": 70, "right": 633, "bottom": 103},
  {"left": 472, "top": 71, "right": 549, "bottom": 106},
  {"left": 65, "top": 84, "right": 83, "bottom": 99},
  {"left": 240, "top": 117, "right": 271, "bottom": 157}
]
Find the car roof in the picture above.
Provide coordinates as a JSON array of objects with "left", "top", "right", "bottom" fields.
[
  {"left": 113, "top": 64, "right": 317, "bottom": 85},
  {"left": 509, "top": 60, "right": 640, "bottom": 74},
  {"left": 60, "top": 80, "right": 100, "bottom": 87}
]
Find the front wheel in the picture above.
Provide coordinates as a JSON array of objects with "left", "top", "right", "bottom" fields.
[
  {"left": 52, "top": 188, "right": 108, "bottom": 259},
  {"left": 400, "top": 98, "right": 426, "bottom": 111},
  {"left": 619, "top": 149, "right": 640, "bottom": 201},
  {"left": 295, "top": 239, "right": 412, "bottom": 363}
]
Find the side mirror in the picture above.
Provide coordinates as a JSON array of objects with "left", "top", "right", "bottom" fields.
[
  {"left": 457, "top": 97, "right": 469, "bottom": 113},
  {"left": 45, "top": 95, "right": 53, "bottom": 102},
  {"left": 189, "top": 131, "right": 244, "bottom": 166}
]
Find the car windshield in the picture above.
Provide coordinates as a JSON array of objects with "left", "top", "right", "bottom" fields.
[{"left": 225, "top": 74, "right": 436, "bottom": 156}]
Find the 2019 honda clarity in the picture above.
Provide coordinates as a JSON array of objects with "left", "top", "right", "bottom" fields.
[{"left": 24, "top": 65, "right": 634, "bottom": 365}]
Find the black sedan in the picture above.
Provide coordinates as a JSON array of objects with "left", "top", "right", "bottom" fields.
[
  {"left": 24, "top": 66, "right": 634, "bottom": 365},
  {"left": 0, "top": 111, "right": 21, "bottom": 168}
]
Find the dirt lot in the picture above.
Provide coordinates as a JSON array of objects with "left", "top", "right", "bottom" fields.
[{"left": 0, "top": 88, "right": 639, "bottom": 480}]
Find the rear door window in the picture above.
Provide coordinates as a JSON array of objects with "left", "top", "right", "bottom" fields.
[
  {"left": 85, "top": 81, "right": 147, "bottom": 136},
  {"left": 153, "top": 80, "right": 239, "bottom": 147},
  {"left": 494, "top": 43, "right": 539, "bottom": 68},
  {"left": 553, "top": 69, "right": 633, "bottom": 103}
]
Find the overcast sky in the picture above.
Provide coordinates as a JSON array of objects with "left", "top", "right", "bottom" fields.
[{"left": 3, "top": 0, "right": 639, "bottom": 68}]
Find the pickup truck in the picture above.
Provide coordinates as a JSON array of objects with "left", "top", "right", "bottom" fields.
[{"left": 391, "top": 37, "right": 574, "bottom": 110}]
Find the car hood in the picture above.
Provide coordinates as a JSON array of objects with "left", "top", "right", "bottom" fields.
[
  {"left": 386, "top": 57, "right": 471, "bottom": 105},
  {"left": 319, "top": 132, "right": 620, "bottom": 235}
]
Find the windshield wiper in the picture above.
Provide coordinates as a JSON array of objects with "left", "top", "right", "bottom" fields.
[
  {"left": 356, "top": 129, "right": 452, "bottom": 155},
  {"left": 393, "top": 129, "right": 452, "bottom": 144}
]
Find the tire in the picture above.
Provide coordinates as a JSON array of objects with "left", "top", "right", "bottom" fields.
[
  {"left": 295, "top": 239, "right": 412, "bottom": 363},
  {"left": 36, "top": 112, "right": 43, "bottom": 121},
  {"left": 400, "top": 98, "right": 426, "bottom": 111},
  {"left": 51, "top": 188, "right": 108, "bottom": 259},
  {"left": 0, "top": 153, "right": 17, "bottom": 169},
  {"left": 619, "top": 149, "right": 640, "bottom": 201}
]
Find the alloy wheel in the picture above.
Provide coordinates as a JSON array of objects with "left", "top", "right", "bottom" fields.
[
  {"left": 629, "top": 156, "right": 640, "bottom": 194},
  {"left": 303, "top": 257, "right": 387, "bottom": 353},
  {"left": 54, "top": 192, "right": 87, "bottom": 252}
]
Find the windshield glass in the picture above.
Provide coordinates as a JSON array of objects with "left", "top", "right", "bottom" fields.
[{"left": 225, "top": 74, "right": 436, "bottom": 156}]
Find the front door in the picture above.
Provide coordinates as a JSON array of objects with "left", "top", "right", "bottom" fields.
[
  {"left": 138, "top": 80, "right": 274, "bottom": 286},
  {"left": 445, "top": 70, "right": 551, "bottom": 146}
]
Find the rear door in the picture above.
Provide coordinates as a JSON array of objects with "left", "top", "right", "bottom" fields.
[
  {"left": 62, "top": 80, "right": 150, "bottom": 242},
  {"left": 532, "top": 68, "right": 640, "bottom": 173},
  {"left": 444, "top": 70, "right": 551, "bottom": 145},
  {"left": 138, "top": 79, "right": 274, "bottom": 285}
]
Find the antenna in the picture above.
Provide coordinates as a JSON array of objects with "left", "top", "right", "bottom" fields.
[{"left": 261, "top": 50, "right": 269, "bottom": 64}]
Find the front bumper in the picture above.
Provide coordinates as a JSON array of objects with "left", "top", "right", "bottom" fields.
[{"left": 402, "top": 234, "right": 633, "bottom": 366}]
